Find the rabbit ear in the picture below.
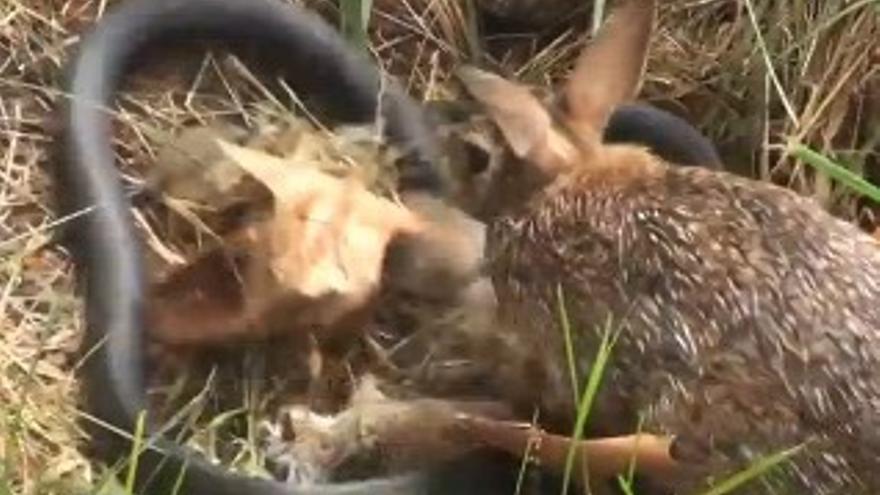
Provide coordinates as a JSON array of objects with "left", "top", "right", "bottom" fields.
[
  {"left": 457, "top": 66, "right": 577, "bottom": 176},
  {"left": 565, "top": 0, "right": 656, "bottom": 139}
]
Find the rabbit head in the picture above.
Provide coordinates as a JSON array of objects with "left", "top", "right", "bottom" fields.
[{"left": 458, "top": 0, "right": 665, "bottom": 215}]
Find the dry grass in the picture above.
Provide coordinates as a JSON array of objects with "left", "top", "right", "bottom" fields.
[
  {"left": 0, "top": 0, "right": 878, "bottom": 493},
  {"left": 0, "top": 1, "right": 93, "bottom": 493}
]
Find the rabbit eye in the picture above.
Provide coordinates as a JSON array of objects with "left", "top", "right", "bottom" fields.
[{"left": 464, "top": 141, "right": 492, "bottom": 175}]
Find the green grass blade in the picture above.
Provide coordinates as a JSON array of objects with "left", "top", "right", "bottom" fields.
[
  {"left": 340, "top": 0, "right": 374, "bottom": 50},
  {"left": 124, "top": 411, "right": 148, "bottom": 494},
  {"left": 512, "top": 441, "right": 533, "bottom": 495},
  {"left": 556, "top": 285, "right": 581, "bottom": 406},
  {"left": 0, "top": 467, "right": 12, "bottom": 495},
  {"left": 560, "top": 317, "right": 617, "bottom": 495},
  {"left": 512, "top": 412, "right": 541, "bottom": 495},
  {"left": 697, "top": 445, "right": 804, "bottom": 495},
  {"left": 169, "top": 458, "right": 190, "bottom": 495},
  {"left": 93, "top": 472, "right": 126, "bottom": 495},
  {"left": 790, "top": 144, "right": 880, "bottom": 203},
  {"left": 616, "top": 475, "right": 636, "bottom": 495},
  {"left": 624, "top": 413, "right": 646, "bottom": 485}
]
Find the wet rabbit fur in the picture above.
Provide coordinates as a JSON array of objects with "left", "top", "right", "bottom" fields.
[{"left": 455, "top": 0, "right": 880, "bottom": 493}]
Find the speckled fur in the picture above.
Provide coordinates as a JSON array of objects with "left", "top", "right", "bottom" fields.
[
  {"left": 453, "top": 0, "right": 880, "bottom": 490},
  {"left": 487, "top": 145, "right": 880, "bottom": 493}
]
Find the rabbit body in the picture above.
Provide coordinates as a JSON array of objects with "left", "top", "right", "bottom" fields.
[
  {"left": 456, "top": 0, "right": 880, "bottom": 491},
  {"left": 486, "top": 147, "right": 880, "bottom": 493}
]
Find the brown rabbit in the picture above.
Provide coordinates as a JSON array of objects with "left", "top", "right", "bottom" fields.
[{"left": 452, "top": 0, "right": 880, "bottom": 493}]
